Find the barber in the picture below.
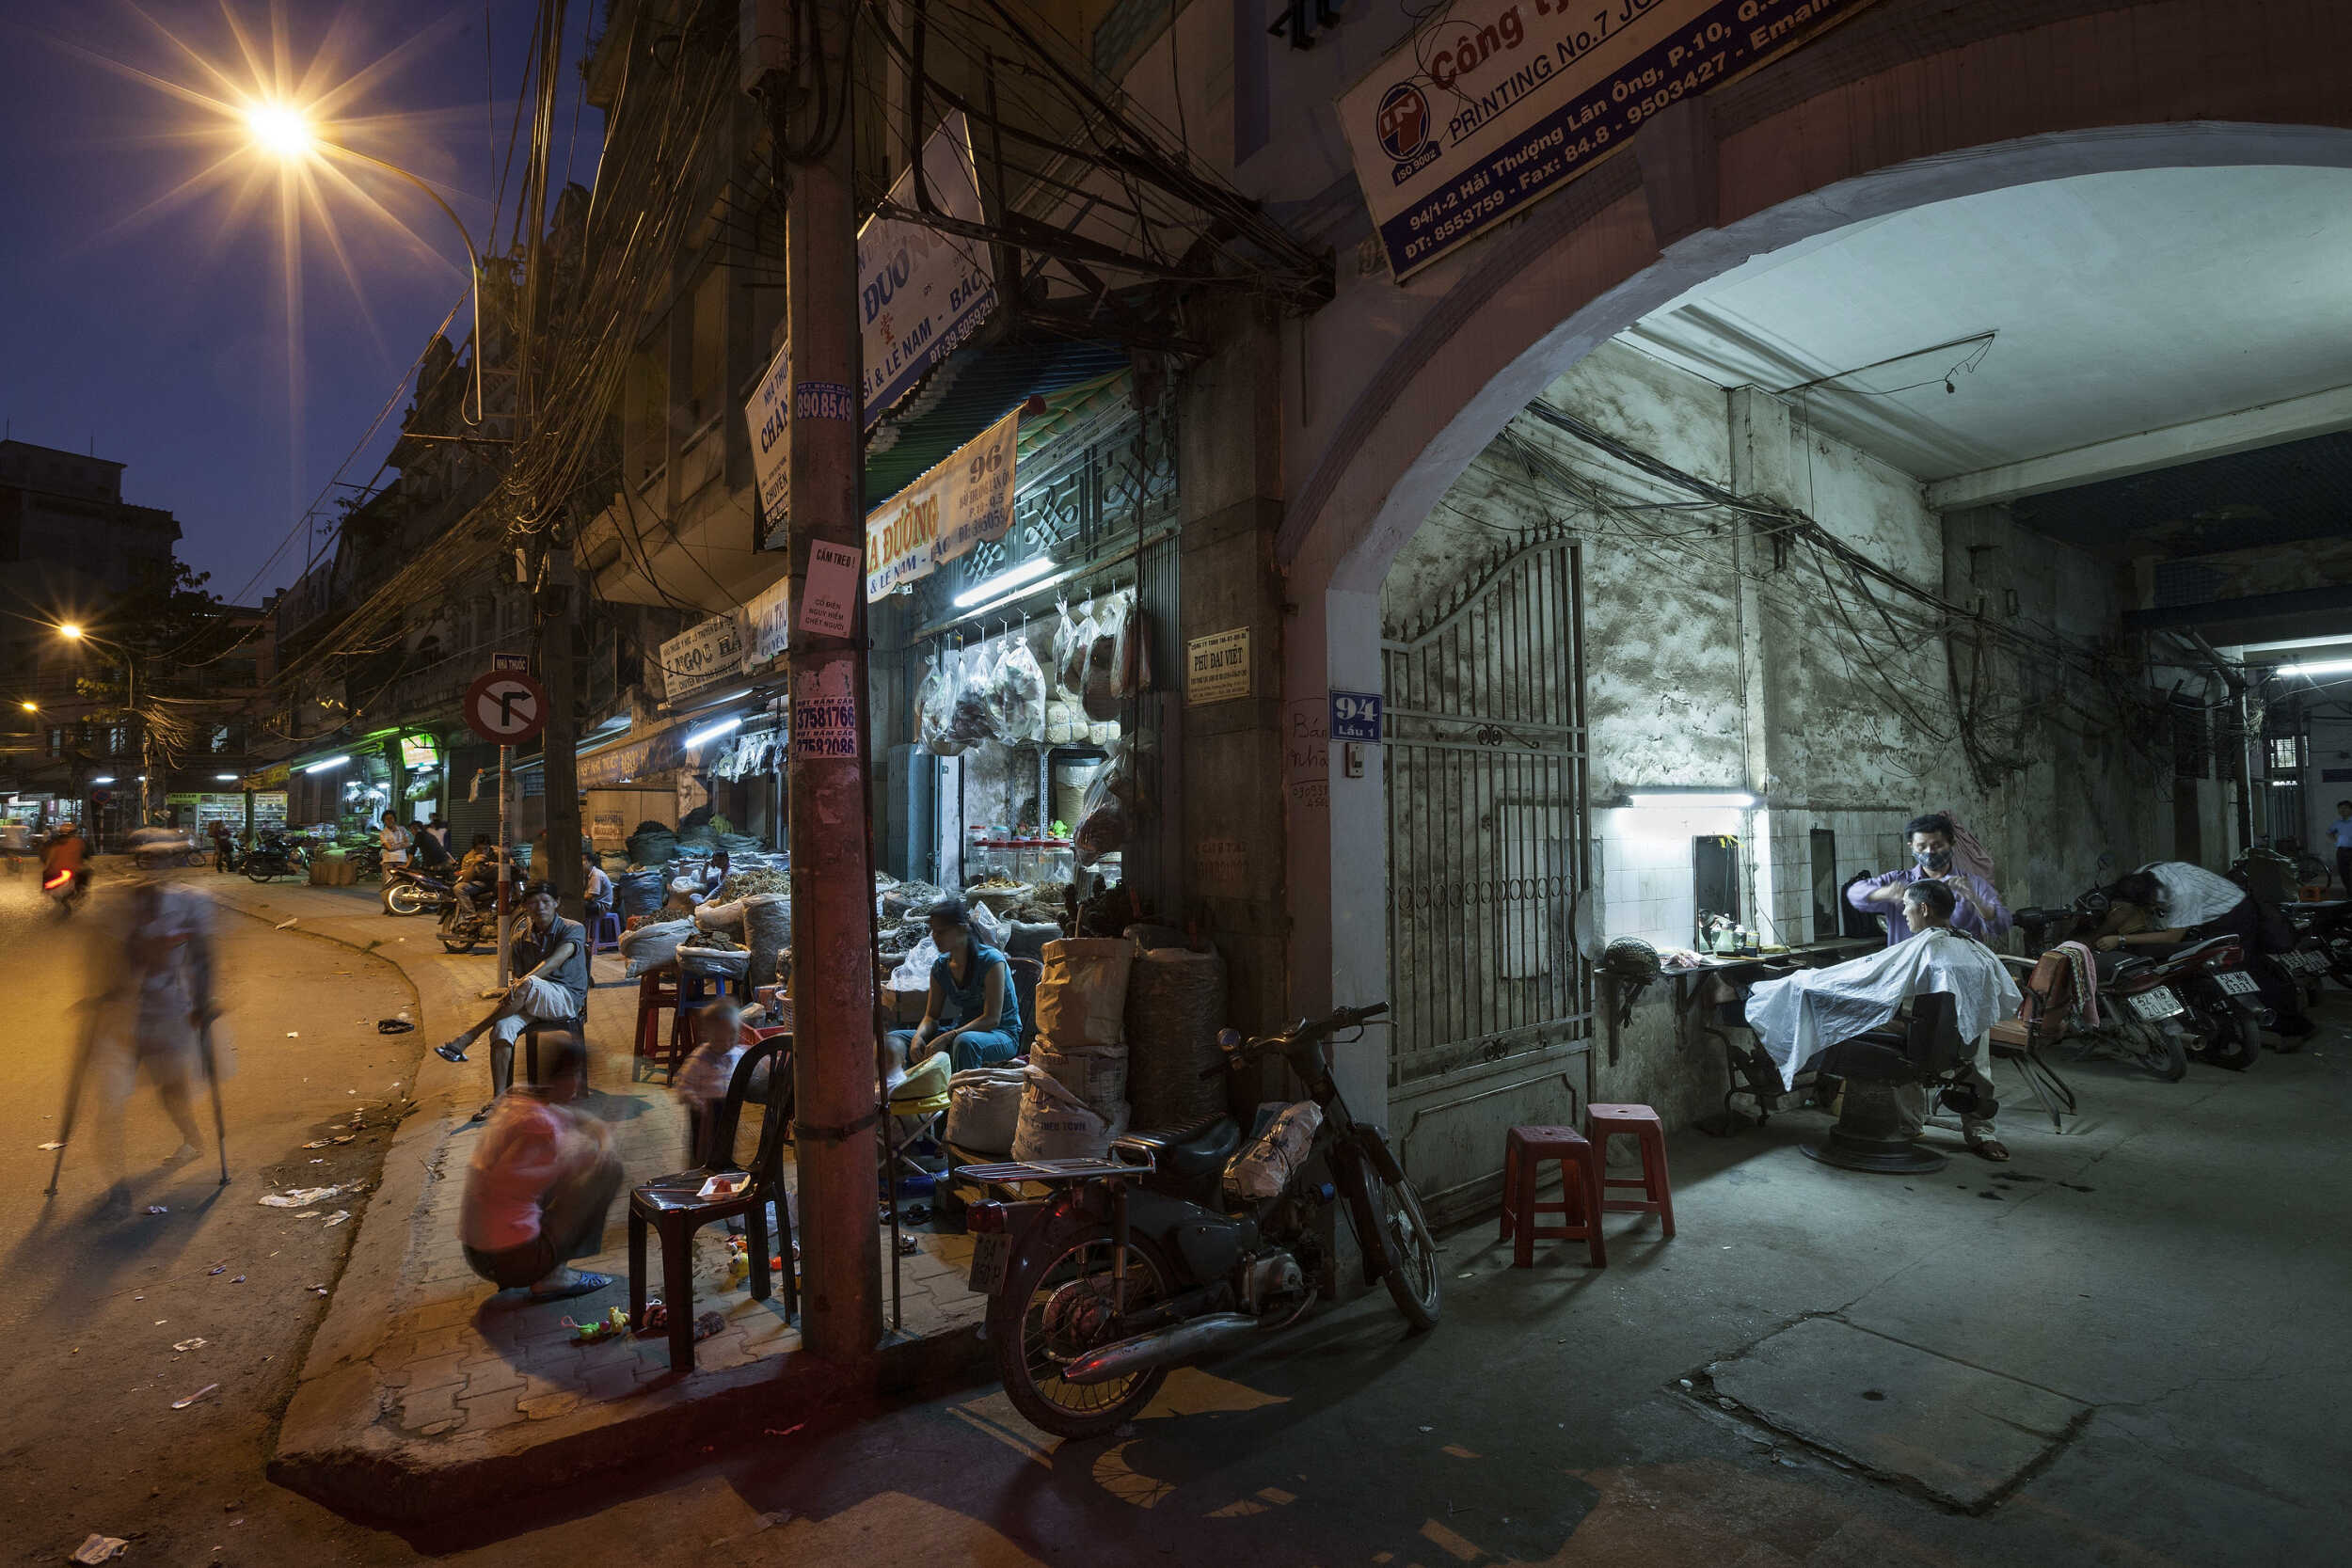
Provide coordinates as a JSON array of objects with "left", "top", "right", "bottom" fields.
[{"left": 1849, "top": 812, "right": 2011, "bottom": 945}]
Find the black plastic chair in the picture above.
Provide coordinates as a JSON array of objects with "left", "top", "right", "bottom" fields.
[
  {"left": 516, "top": 1014, "right": 590, "bottom": 1093},
  {"left": 628, "top": 1034, "right": 795, "bottom": 1372}
]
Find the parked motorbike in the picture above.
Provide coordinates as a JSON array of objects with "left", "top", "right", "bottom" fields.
[
  {"left": 438, "top": 896, "right": 500, "bottom": 953},
  {"left": 347, "top": 842, "right": 385, "bottom": 880},
  {"left": 2016, "top": 889, "right": 2267, "bottom": 1071},
  {"left": 962, "top": 1002, "right": 1439, "bottom": 1439},
  {"left": 2280, "top": 899, "right": 2352, "bottom": 1000},
  {"left": 383, "top": 864, "right": 454, "bottom": 917},
  {"left": 242, "top": 832, "right": 310, "bottom": 883}
]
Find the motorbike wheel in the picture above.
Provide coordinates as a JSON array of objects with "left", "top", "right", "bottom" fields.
[
  {"left": 385, "top": 882, "right": 428, "bottom": 917},
  {"left": 1356, "top": 1148, "right": 1442, "bottom": 1332},
  {"left": 440, "top": 931, "right": 478, "bottom": 954},
  {"left": 246, "top": 864, "right": 276, "bottom": 883},
  {"left": 985, "top": 1214, "right": 1174, "bottom": 1441},
  {"left": 2136, "top": 1022, "right": 2188, "bottom": 1083},
  {"left": 2197, "top": 1009, "right": 2261, "bottom": 1072}
]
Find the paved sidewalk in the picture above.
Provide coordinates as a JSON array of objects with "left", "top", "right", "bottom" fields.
[{"left": 185, "top": 873, "right": 985, "bottom": 1521}]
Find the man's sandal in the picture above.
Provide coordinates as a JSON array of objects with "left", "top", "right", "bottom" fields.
[{"left": 1967, "top": 1132, "right": 2011, "bottom": 1163}]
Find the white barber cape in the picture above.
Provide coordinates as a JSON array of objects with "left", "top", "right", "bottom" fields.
[{"left": 1744, "top": 928, "right": 2022, "bottom": 1090}]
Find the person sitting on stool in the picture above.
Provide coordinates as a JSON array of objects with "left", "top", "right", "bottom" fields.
[
  {"left": 458, "top": 1036, "right": 620, "bottom": 1303},
  {"left": 887, "top": 897, "right": 1022, "bottom": 1073},
  {"left": 435, "top": 881, "right": 591, "bottom": 1117}
]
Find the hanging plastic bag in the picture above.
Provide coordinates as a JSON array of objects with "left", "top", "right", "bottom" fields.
[
  {"left": 1083, "top": 594, "right": 1127, "bottom": 721},
  {"left": 989, "top": 636, "right": 1048, "bottom": 742},
  {"left": 1115, "top": 597, "right": 1150, "bottom": 697},
  {"left": 946, "top": 641, "right": 1001, "bottom": 746},
  {"left": 1051, "top": 600, "right": 1082, "bottom": 701},
  {"left": 917, "top": 653, "right": 965, "bottom": 757},
  {"left": 1060, "top": 600, "right": 1098, "bottom": 696},
  {"left": 1073, "top": 734, "right": 1146, "bottom": 865}
]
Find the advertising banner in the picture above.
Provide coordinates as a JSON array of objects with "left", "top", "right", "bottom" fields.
[
  {"left": 1338, "top": 0, "right": 1880, "bottom": 278},
  {"left": 742, "top": 575, "right": 792, "bottom": 670},
  {"left": 860, "top": 111, "right": 998, "bottom": 426},
  {"left": 747, "top": 337, "right": 791, "bottom": 547},
  {"left": 865, "top": 407, "right": 1020, "bottom": 601}
]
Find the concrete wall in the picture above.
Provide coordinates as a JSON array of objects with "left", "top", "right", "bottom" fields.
[{"left": 1381, "top": 341, "right": 2163, "bottom": 1129}]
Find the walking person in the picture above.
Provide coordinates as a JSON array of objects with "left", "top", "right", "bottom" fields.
[
  {"left": 1, "top": 816, "right": 27, "bottom": 875},
  {"left": 458, "top": 1036, "right": 621, "bottom": 1303},
  {"left": 80, "top": 877, "right": 224, "bottom": 1206},
  {"left": 434, "top": 882, "right": 591, "bottom": 1117},
  {"left": 2328, "top": 800, "right": 2352, "bottom": 895}
]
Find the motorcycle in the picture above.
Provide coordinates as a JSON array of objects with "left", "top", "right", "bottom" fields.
[
  {"left": 382, "top": 864, "right": 454, "bottom": 917},
  {"left": 2279, "top": 899, "right": 2352, "bottom": 1001},
  {"left": 43, "top": 864, "right": 88, "bottom": 919},
  {"left": 961, "top": 1002, "right": 1439, "bottom": 1440},
  {"left": 243, "top": 832, "right": 310, "bottom": 883},
  {"left": 2016, "top": 891, "right": 2267, "bottom": 1072},
  {"left": 438, "top": 895, "right": 500, "bottom": 953}
]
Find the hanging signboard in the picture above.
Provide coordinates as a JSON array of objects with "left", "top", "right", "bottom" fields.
[
  {"left": 743, "top": 575, "right": 792, "bottom": 670},
  {"left": 859, "top": 111, "right": 998, "bottom": 425},
  {"left": 865, "top": 407, "right": 1020, "bottom": 600},
  {"left": 748, "top": 337, "right": 792, "bottom": 548},
  {"left": 1186, "top": 627, "right": 1253, "bottom": 705},
  {"left": 799, "top": 538, "right": 861, "bottom": 638},
  {"left": 1338, "top": 0, "right": 1881, "bottom": 279},
  {"left": 659, "top": 610, "right": 746, "bottom": 701}
]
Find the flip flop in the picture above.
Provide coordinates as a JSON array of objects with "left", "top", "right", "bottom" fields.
[
  {"left": 435, "top": 1043, "right": 469, "bottom": 1063},
  {"left": 528, "top": 1271, "right": 612, "bottom": 1303},
  {"left": 1967, "top": 1133, "right": 2011, "bottom": 1163}
]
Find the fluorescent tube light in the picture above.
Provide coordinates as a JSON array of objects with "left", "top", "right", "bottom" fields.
[
  {"left": 1626, "top": 789, "right": 1756, "bottom": 810},
  {"left": 684, "top": 716, "right": 744, "bottom": 750},
  {"left": 91, "top": 775, "right": 115, "bottom": 784},
  {"left": 2278, "top": 658, "right": 2352, "bottom": 678},
  {"left": 215, "top": 774, "right": 239, "bottom": 782},
  {"left": 954, "top": 557, "right": 1056, "bottom": 608},
  {"left": 303, "top": 754, "right": 350, "bottom": 773}
]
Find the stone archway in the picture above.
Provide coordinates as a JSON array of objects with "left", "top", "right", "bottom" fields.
[{"left": 1276, "top": 0, "right": 2352, "bottom": 1122}]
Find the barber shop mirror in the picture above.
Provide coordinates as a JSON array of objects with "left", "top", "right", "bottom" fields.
[{"left": 1694, "top": 834, "right": 1740, "bottom": 928}]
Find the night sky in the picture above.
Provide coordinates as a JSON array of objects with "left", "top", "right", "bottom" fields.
[{"left": 0, "top": 1, "right": 598, "bottom": 608}]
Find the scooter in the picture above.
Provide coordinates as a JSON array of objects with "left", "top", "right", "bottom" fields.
[
  {"left": 243, "top": 832, "right": 310, "bottom": 882},
  {"left": 2281, "top": 900, "right": 2352, "bottom": 998},
  {"left": 437, "top": 896, "right": 501, "bottom": 953},
  {"left": 383, "top": 863, "right": 454, "bottom": 917},
  {"left": 961, "top": 1002, "right": 1439, "bottom": 1440},
  {"left": 43, "top": 864, "right": 88, "bottom": 919},
  {"left": 2017, "top": 890, "right": 2266, "bottom": 1071}
]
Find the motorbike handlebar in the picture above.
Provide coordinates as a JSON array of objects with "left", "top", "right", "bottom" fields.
[{"left": 1218, "top": 1002, "right": 1391, "bottom": 1071}]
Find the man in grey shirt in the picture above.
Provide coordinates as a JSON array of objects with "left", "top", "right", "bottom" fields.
[{"left": 437, "top": 882, "right": 590, "bottom": 1115}]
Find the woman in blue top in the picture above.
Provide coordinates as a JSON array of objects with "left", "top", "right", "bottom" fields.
[{"left": 893, "top": 897, "right": 1023, "bottom": 1072}]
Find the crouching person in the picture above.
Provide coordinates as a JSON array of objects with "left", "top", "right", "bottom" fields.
[{"left": 459, "top": 1037, "right": 623, "bottom": 1303}]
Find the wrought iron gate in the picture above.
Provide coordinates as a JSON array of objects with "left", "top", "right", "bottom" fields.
[{"left": 1383, "top": 535, "right": 1593, "bottom": 1218}]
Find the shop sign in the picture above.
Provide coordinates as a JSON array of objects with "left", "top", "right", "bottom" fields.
[
  {"left": 748, "top": 338, "right": 792, "bottom": 548},
  {"left": 1338, "top": 0, "right": 1880, "bottom": 279},
  {"left": 791, "top": 663, "right": 860, "bottom": 760},
  {"left": 589, "top": 808, "right": 627, "bottom": 849},
  {"left": 399, "top": 733, "right": 440, "bottom": 768},
  {"left": 1185, "top": 627, "right": 1253, "bottom": 705},
  {"left": 245, "top": 762, "right": 292, "bottom": 790},
  {"left": 744, "top": 575, "right": 792, "bottom": 669},
  {"left": 659, "top": 610, "right": 745, "bottom": 700},
  {"left": 865, "top": 407, "right": 1019, "bottom": 600},
  {"left": 860, "top": 112, "right": 998, "bottom": 425}
]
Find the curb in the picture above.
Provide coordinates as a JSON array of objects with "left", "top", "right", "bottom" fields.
[{"left": 202, "top": 877, "right": 996, "bottom": 1522}]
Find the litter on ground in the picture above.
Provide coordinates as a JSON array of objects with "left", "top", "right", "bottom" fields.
[
  {"left": 173, "top": 1338, "right": 207, "bottom": 1352},
  {"left": 171, "top": 1383, "right": 219, "bottom": 1410},
  {"left": 71, "top": 1534, "right": 131, "bottom": 1564}
]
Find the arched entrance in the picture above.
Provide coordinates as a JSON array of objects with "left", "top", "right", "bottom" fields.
[{"left": 1276, "top": 0, "right": 2352, "bottom": 1172}]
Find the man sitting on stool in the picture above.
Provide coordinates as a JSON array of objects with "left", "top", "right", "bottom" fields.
[
  {"left": 436, "top": 881, "right": 591, "bottom": 1118},
  {"left": 458, "top": 1036, "right": 620, "bottom": 1303},
  {"left": 1745, "top": 879, "right": 2020, "bottom": 1160}
]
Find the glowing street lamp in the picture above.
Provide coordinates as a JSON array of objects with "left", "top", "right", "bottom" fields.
[{"left": 241, "top": 99, "right": 485, "bottom": 424}]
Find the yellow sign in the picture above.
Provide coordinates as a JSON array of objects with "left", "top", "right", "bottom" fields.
[{"left": 1185, "top": 627, "right": 1252, "bottom": 705}]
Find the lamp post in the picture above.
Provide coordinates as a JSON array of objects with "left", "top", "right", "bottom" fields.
[
  {"left": 245, "top": 103, "right": 486, "bottom": 424},
  {"left": 58, "top": 625, "right": 143, "bottom": 836}
]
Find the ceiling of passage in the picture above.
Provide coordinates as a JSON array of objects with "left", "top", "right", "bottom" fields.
[{"left": 1620, "top": 165, "right": 2352, "bottom": 484}]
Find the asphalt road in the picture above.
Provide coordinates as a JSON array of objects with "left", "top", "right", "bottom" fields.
[{"left": 0, "top": 865, "right": 425, "bottom": 1567}]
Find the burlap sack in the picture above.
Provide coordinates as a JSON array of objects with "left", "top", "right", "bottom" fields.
[{"left": 1033, "top": 937, "right": 1134, "bottom": 1048}]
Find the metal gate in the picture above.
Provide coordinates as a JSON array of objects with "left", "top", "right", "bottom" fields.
[{"left": 1383, "top": 534, "right": 1593, "bottom": 1223}]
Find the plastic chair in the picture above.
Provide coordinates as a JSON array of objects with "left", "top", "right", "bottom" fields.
[
  {"left": 1499, "top": 1124, "right": 1606, "bottom": 1268},
  {"left": 587, "top": 910, "right": 624, "bottom": 965},
  {"left": 516, "top": 1014, "right": 591, "bottom": 1093},
  {"left": 634, "top": 965, "right": 681, "bottom": 1083},
  {"left": 628, "top": 1035, "right": 795, "bottom": 1372},
  {"left": 1586, "top": 1103, "right": 1675, "bottom": 1237}
]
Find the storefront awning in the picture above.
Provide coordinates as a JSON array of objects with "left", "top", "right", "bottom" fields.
[{"left": 576, "top": 721, "right": 693, "bottom": 788}]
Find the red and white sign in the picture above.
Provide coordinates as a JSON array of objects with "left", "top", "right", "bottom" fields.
[{"left": 464, "top": 670, "right": 550, "bottom": 745}]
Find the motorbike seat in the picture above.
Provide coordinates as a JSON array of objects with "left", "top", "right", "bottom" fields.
[
  {"left": 1116, "top": 1117, "right": 1242, "bottom": 1182},
  {"left": 2165, "top": 935, "right": 2241, "bottom": 966}
]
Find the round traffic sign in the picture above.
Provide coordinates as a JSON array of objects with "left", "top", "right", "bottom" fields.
[{"left": 463, "top": 669, "right": 551, "bottom": 745}]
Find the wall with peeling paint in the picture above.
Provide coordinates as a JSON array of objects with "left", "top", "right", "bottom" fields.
[{"left": 1382, "top": 341, "right": 2169, "bottom": 1130}]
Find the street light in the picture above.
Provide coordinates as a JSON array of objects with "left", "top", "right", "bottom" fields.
[
  {"left": 242, "top": 100, "right": 485, "bottom": 424},
  {"left": 54, "top": 624, "right": 145, "bottom": 832}
]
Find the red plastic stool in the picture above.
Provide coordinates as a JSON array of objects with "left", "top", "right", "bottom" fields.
[
  {"left": 1587, "top": 1102, "right": 1676, "bottom": 1238},
  {"left": 634, "top": 964, "right": 681, "bottom": 1082},
  {"left": 1499, "top": 1124, "right": 1606, "bottom": 1268}
]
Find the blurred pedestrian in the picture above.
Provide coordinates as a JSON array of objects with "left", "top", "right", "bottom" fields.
[
  {"left": 458, "top": 1037, "right": 620, "bottom": 1303},
  {"left": 674, "top": 999, "right": 749, "bottom": 1165},
  {"left": 77, "top": 878, "right": 224, "bottom": 1205}
]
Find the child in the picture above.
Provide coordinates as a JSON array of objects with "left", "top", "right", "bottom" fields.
[{"left": 673, "top": 999, "right": 749, "bottom": 1166}]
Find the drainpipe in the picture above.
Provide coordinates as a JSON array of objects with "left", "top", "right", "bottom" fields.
[{"left": 2185, "top": 631, "right": 2253, "bottom": 853}]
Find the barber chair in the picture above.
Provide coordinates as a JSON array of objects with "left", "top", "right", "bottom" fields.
[{"left": 1801, "top": 991, "right": 1969, "bottom": 1175}]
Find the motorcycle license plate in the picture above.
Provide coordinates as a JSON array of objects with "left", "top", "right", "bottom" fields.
[
  {"left": 2286, "top": 951, "right": 2326, "bottom": 975},
  {"left": 966, "top": 1231, "right": 1012, "bottom": 1294},
  {"left": 2215, "top": 969, "right": 2261, "bottom": 997},
  {"left": 2126, "top": 988, "right": 2185, "bottom": 1022}
]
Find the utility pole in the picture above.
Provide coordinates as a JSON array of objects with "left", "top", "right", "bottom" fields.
[
  {"left": 752, "top": 0, "right": 882, "bottom": 1366},
  {"left": 538, "top": 542, "right": 585, "bottom": 914}
]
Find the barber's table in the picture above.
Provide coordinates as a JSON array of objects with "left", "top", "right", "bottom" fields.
[{"left": 1651, "top": 938, "right": 1883, "bottom": 1134}]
